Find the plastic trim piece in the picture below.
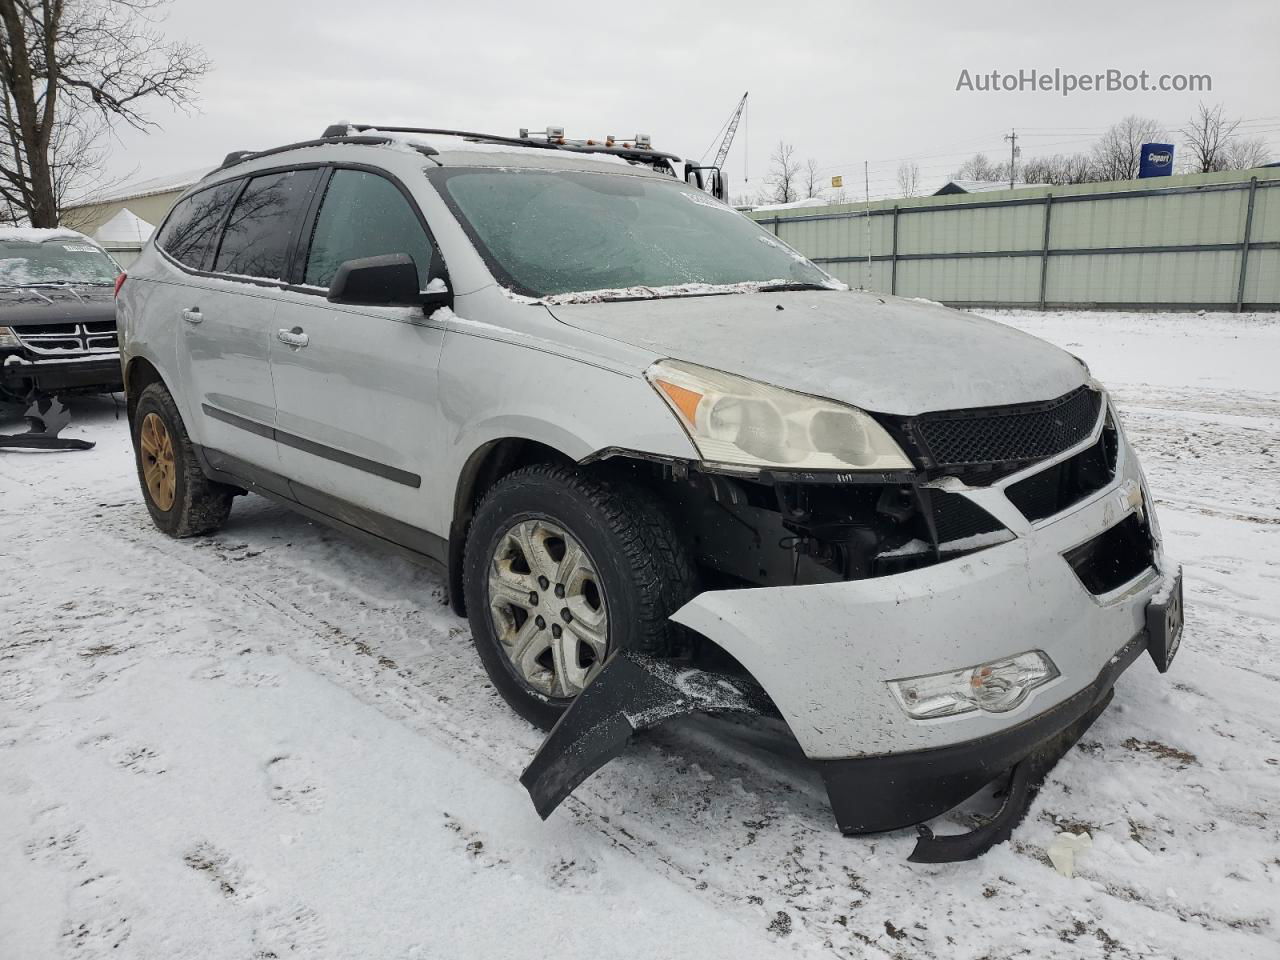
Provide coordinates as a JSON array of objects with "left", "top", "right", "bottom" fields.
[{"left": 520, "top": 651, "right": 760, "bottom": 820}]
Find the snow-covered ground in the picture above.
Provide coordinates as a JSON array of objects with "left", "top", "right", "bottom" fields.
[{"left": 2, "top": 310, "right": 1278, "bottom": 959}]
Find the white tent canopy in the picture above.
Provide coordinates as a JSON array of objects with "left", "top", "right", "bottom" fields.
[{"left": 94, "top": 208, "right": 155, "bottom": 246}]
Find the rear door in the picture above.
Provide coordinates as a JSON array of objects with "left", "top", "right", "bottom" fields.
[
  {"left": 269, "top": 166, "right": 447, "bottom": 533},
  {"left": 174, "top": 168, "right": 322, "bottom": 474}
]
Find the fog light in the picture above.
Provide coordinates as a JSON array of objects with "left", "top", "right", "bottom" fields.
[{"left": 888, "top": 651, "right": 1059, "bottom": 720}]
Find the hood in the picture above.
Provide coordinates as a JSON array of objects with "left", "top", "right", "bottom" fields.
[
  {"left": 0, "top": 284, "right": 115, "bottom": 328},
  {"left": 546, "top": 290, "right": 1087, "bottom": 415}
]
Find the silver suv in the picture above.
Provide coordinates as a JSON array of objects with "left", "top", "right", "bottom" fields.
[{"left": 117, "top": 125, "right": 1182, "bottom": 859}]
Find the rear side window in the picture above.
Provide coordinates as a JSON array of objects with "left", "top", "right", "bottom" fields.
[
  {"left": 304, "top": 170, "right": 434, "bottom": 289},
  {"left": 214, "top": 168, "right": 321, "bottom": 281},
  {"left": 156, "top": 180, "right": 241, "bottom": 271}
]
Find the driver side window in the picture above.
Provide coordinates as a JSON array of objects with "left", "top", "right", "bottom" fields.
[{"left": 304, "top": 169, "right": 434, "bottom": 290}]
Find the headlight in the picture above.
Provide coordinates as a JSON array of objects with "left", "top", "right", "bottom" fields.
[
  {"left": 645, "top": 359, "right": 912, "bottom": 471},
  {"left": 0, "top": 326, "right": 21, "bottom": 349},
  {"left": 887, "top": 651, "right": 1059, "bottom": 720}
]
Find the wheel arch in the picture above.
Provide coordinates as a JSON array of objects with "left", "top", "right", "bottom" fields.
[
  {"left": 447, "top": 436, "right": 578, "bottom": 616},
  {"left": 124, "top": 356, "right": 166, "bottom": 424}
]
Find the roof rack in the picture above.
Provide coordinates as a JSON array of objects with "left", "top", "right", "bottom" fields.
[
  {"left": 217, "top": 134, "right": 439, "bottom": 172},
  {"left": 325, "top": 123, "right": 682, "bottom": 166}
]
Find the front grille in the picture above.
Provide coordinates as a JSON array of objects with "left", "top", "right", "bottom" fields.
[
  {"left": 1064, "top": 512, "right": 1155, "bottom": 595},
  {"left": 15, "top": 322, "right": 119, "bottom": 356},
  {"left": 912, "top": 386, "right": 1102, "bottom": 470},
  {"left": 930, "top": 492, "right": 1004, "bottom": 543},
  {"left": 1006, "top": 418, "right": 1118, "bottom": 523}
]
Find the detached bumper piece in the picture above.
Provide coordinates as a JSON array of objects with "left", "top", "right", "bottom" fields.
[
  {"left": 523, "top": 632, "right": 1152, "bottom": 862},
  {"left": 819, "top": 631, "right": 1146, "bottom": 862},
  {"left": 0, "top": 395, "right": 94, "bottom": 451},
  {"left": 520, "top": 651, "right": 761, "bottom": 820}
]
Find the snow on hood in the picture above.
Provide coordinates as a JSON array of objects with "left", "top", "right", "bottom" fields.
[{"left": 546, "top": 289, "right": 1089, "bottom": 415}]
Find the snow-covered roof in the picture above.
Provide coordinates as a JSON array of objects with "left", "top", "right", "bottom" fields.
[
  {"left": 78, "top": 165, "right": 213, "bottom": 206},
  {"left": 94, "top": 208, "right": 156, "bottom": 245},
  {"left": 0, "top": 226, "right": 94, "bottom": 244},
  {"left": 752, "top": 197, "right": 831, "bottom": 212}
]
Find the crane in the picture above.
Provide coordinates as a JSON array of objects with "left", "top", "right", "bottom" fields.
[
  {"left": 686, "top": 92, "right": 748, "bottom": 202},
  {"left": 709, "top": 91, "right": 748, "bottom": 172}
]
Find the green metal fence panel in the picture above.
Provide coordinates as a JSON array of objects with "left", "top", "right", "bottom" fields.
[
  {"left": 1047, "top": 250, "right": 1241, "bottom": 304},
  {"left": 748, "top": 170, "right": 1280, "bottom": 310},
  {"left": 898, "top": 255, "right": 1041, "bottom": 303},
  {"left": 1244, "top": 249, "right": 1280, "bottom": 305},
  {"left": 1049, "top": 190, "right": 1246, "bottom": 249}
]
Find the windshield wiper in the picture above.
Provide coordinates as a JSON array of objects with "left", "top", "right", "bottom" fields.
[
  {"left": 4, "top": 280, "right": 111, "bottom": 288},
  {"left": 757, "top": 281, "right": 834, "bottom": 292}
]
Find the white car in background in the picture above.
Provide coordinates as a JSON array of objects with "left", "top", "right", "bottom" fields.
[{"left": 115, "top": 124, "right": 1182, "bottom": 861}]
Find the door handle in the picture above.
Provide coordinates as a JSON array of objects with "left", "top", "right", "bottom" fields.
[
  {"left": 181, "top": 308, "right": 203, "bottom": 324},
  {"left": 277, "top": 327, "right": 309, "bottom": 348}
]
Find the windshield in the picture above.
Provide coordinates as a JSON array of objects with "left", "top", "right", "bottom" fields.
[
  {"left": 0, "top": 238, "right": 118, "bottom": 286},
  {"left": 432, "top": 168, "right": 834, "bottom": 299}
]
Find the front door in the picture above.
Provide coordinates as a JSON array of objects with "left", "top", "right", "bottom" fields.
[{"left": 269, "top": 168, "right": 447, "bottom": 534}]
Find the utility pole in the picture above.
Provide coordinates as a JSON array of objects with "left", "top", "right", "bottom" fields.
[
  {"left": 864, "top": 160, "right": 872, "bottom": 290},
  {"left": 1004, "top": 128, "right": 1020, "bottom": 189}
]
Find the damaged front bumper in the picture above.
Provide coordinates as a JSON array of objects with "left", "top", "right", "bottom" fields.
[
  {"left": 522, "top": 411, "right": 1183, "bottom": 860},
  {"left": 820, "top": 631, "right": 1146, "bottom": 861},
  {"left": 1, "top": 352, "right": 123, "bottom": 396}
]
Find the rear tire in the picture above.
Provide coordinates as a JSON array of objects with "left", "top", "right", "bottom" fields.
[
  {"left": 463, "top": 463, "right": 695, "bottom": 729},
  {"left": 131, "top": 382, "right": 234, "bottom": 537}
]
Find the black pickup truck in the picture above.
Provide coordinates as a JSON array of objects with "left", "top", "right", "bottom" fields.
[{"left": 0, "top": 228, "right": 123, "bottom": 406}]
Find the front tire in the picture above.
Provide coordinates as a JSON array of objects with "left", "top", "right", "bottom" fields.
[
  {"left": 463, "top": 464, "right": 695, "bottom": 729},
  {"left": 131, "top": 382, "right": 234, "bottom": 537}
]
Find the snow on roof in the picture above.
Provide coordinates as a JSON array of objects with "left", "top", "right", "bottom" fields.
[
  {"left": 751, "top": 197, "right": 831, "bottom": 212},
  {"left": 78, "top": 165, "right": 214, "bottom": 206},
  {"left": 0, "top": 226, "right": 94, "bottom": 243},
  {"left": 94, "top": 208, "right": 156, "bottom": 245}
]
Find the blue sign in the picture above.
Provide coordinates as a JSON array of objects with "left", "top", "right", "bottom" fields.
[{"left": 1139, "top": 143, "right": 1175, "bottom": 178}]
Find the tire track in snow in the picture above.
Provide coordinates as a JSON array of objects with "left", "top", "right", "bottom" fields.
[
  {"left": 76, "top": 498, "right": 1280, "bottom": 958},
  {"left": 78, "top": 502, "right": 907, "bottom": 954}
]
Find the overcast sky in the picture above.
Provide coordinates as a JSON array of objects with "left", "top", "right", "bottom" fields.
[{"left": 102, "top": 0, "right": 1280, "bottom": 200}]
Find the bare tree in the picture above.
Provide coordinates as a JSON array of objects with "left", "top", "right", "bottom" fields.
[
  {"left": 0, "top": 0, "right": 209, "bottom": 227},
  {"left": 1091, "top": 115, "right": 1167, "bottom": 181},
  {"left": 802, "top": 157, "right": 823, "bottom": 199},
  {"left": 1224, "top": 135, "right": 1272, "bottom": 171},
  {"left": 0, "top": 94, "right": 111, "bottom": 224},
  {"left": 951, "top": 152, "right": 1003, "bottom": 182},
  {"left": 765, "top": 140, "right": 799, "bottom": 204},
  {"left": 896, "top": 161, "right": 921, "bottom": 197},
  {"left": 1179, "top": 102, "right": 1241, "bottom": 173},
  {"left": 1021, "top": 152, "right": 1100, "bottom": 186}
]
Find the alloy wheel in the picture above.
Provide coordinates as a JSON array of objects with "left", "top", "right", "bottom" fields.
[
  {"left": 487, "top": 518, "right": 608, "bottom": 698},
  {"left": 139, "top": 412, "right": 177, "bottom": 511}
]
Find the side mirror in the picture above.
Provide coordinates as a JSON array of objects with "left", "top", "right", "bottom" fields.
[
  {"left": 712, "top": 170, "right": 728, "bottom": 203},
  {"left": 327, "top": 253, "right": 450, "bottom": 310}
]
